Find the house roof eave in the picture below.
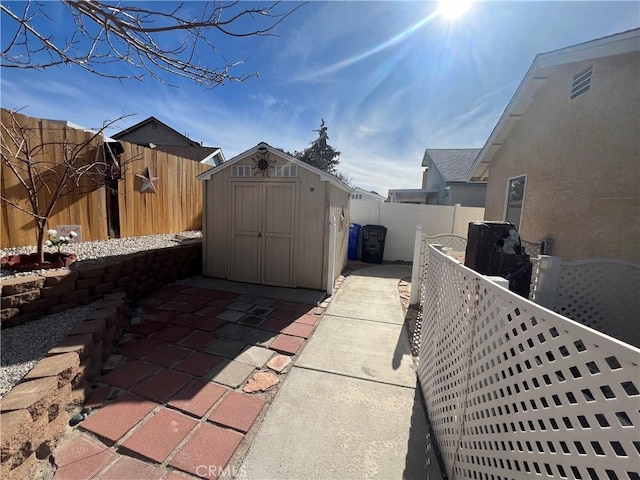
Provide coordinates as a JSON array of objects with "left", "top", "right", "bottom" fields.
[{"left": 466, "top": 28, "right": 640, "bottom": 182}]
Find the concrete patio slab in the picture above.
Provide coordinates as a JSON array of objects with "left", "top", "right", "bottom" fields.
[
  {"left": 179, "top": 276, "right": 326, "bottom": 305},
  {"left": 215, "top": 309, "right": 246, "bottom": 323},
  {"left": 296, "top": 314, "right": 416, "bottom": 387},
  {"left": 234, "top": 345, "right": 273, "bottom": 368},
  {"left": 350, "top": 264, "right": 412, "bottom": 280},
  {"left": 325, "top": 286, "right": 405, "bottom": 324},
  {"left": 341, "top": 264, "right": 412, "bottom": 293},
  {"left": 203, "top": 337, "right": 248, "bottom": 358},
  {"left": 239, "top": 367, "right": 437, "bottom": 480},
  {"left": 204, "top": 359, "right": 255, "bottom": 389}
]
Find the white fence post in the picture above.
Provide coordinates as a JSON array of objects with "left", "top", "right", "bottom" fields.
[
  {"left": 410, "top": 224, "right": 423, "bottom": 305},
  {"left": 532, "top": 255, "right": 562, "bottom": 309},
  {"left": 327, "top": 215, "right": 337, "bottom": 296},
  {"left": 451, "top": 203, "right": 461, "bottom": 234}
]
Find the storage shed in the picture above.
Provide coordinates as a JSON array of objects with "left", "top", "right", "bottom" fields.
[{"left": 198, "top": 142, "right": 352, "bottom": 291}]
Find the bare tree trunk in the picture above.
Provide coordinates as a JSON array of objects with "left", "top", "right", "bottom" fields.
[{"left": 36, "top": 220, "right": 45, "bottom": 264}]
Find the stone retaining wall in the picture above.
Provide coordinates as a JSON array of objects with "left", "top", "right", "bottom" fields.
[
  {"left": 1, "top": 243, "right": 202, "bottom": 328},
  {"left": 0, "top": 292, "right": 128, "bottom": 479},
  {"left": 0, "top": 242, "right": 203, "bottom": 479}
]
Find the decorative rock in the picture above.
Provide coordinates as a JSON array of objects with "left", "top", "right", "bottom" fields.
[
  {"left": 69, "top": 412, "right": 87, "bottom": 426},
  {"left": 266, "top": 355, "right": 292, "bottom": 373},
  {"left": 243, "top": 372, "right": 279, "bottom": 393},
  {"left": 0, "top": 253, "right": 77, "bottom": 272}
]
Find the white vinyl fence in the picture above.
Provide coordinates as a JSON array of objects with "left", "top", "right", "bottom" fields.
[
  {"left": 530, "top": 256, "right": 640, "bottom": 349},
  {"left": 418, "top": 245, "right": 640, "bottom": 480},
  {"left": 349, "top": 201, "right": 484, "bottom": 262}
]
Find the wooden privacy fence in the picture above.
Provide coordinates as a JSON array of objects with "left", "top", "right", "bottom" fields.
[{"left": 1, "top": 110, "right": 210, "bottom": 248}]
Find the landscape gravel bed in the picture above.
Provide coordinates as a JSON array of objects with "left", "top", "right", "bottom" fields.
[
  {"left": 0, "top": 230, "right": 201, "bottom": 398},
  {"left": 0, "top": 231, "right": 202, "bottom": 279},
  {"left": 0, "top": 301, "right": 101, "bottom": 398}
]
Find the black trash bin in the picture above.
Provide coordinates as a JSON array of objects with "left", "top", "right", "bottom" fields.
[
  {"left": 464, "top": 221, "right": 532, "bottom": 298},
  {"left": 361, "top": 225, "right": 387, "bottom": 264}
]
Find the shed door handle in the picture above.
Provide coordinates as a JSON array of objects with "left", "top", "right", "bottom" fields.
[{"left": 258, "top": 232, "right": 264, "bottom": 238}]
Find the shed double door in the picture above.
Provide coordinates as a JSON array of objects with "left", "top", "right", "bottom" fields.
[{"left": 230, "top": 182, "right": 296, "bottom": 287}]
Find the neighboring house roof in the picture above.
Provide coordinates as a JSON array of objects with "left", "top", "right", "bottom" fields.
[
  {"left": 197, "top": 142, "right": 352, "bottom": 194},
  {"left": 422, "top": 148, "right": 481, "bottom": 183},
  {"left": 467, "top": 28, "right": 640, "bottom": 181},
  {"left": 113, "top": 116, "right": 195, "bottom": 145},
  {"left": 113, "top": 116, "right": 225, "bottom": 164},
  {"left": 149, "top": 144, "right": 222, "bottom": 163},
  {"left": 351, "top": 187, "right": 386, "bottom": 201}
]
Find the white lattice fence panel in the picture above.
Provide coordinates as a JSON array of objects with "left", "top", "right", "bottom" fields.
[
  {"left": 419, "top": 234, "right": 468, "bottom": 305},
  {"left": 418, "top": 246, "right": 640, "bottom": 480},
  {"left": 555, "top": 259, "right": 640, "bottom": 349},
  {"left": 521, "top": 239, "right": 542, "bottom": 257}
]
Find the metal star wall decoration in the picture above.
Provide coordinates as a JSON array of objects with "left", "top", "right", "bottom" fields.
[
  {"left": 135, "top": 167, "right": 159, "bottom": 193},
  {"left": 251, "top": 148, "right": 276, "bottom": 177}
]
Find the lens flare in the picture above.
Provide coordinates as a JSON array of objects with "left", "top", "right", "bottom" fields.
[{"left": 438, "top": 0, "right": 473, "bottom": 19}]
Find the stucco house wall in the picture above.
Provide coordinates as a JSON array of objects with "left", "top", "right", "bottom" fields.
[{"left": 484, "top": 51, "right": 640, "bottom": 262}]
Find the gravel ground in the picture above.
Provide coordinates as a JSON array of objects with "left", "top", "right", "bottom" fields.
[
  {"left": 0, "top": 231, "right": 202, "bottom": 398},
  {"left": 0, "top": 302, "right": 101, "bottom": 398},
  {"left": 1, "top": 231, "right": 202, "bottom": 279}
]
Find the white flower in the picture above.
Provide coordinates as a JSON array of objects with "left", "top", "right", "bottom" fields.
[
  {"left": 69, "top": 231, "right": 78, "bottom": 238},
  {"left": 60, "top": 236, "right": 68, "bottom": 243},
  {"left": 48, "top": 229, "right": 57, "bottom": 235},
  {"left": 45, "top": 240, "right": 53, "bottom": 247}
]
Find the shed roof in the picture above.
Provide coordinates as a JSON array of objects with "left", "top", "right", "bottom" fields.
[
  {"left": 197, "top": 142, "right": 352, "bottom": 193},
  {"left": 422, "top": 148, "right": 481, "bottom": 182}
]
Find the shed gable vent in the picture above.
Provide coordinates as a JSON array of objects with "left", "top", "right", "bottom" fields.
[
  {"left": 275, "top": 165, "right": 297, "bottom": 177},
  {"left": 570, "top": 65, "right": 593, "bottom": 100},
  {"left": 231, "top": 165, "right": 251, "bottom": 177}
]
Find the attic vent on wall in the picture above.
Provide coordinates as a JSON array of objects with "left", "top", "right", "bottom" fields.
[
  {"left": 275, "top": 165, "right": 297, "bottom": 177},
  {"left": 571, "top": 65, "right": 593, "bottom": 100},
  {"left": 231, "top": 165, "right": 251, "bottom": 177}
]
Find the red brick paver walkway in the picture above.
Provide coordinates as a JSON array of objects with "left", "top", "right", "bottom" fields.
[{"left": 51, "top": 284, "right": 324, "bottom": 479}]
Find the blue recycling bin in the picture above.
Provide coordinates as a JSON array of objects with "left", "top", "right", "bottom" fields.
[{"left": 348, "top": 223, "right": 361, "bottom": 260}]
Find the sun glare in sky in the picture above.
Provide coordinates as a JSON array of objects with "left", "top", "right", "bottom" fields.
[{"left": 438, "top": 0, "right": 474, "bottom": 20}]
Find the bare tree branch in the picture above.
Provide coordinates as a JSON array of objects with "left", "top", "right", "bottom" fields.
[
  {"left": 1, "top": 1, "right": 306, "bottom": 88},
  {"left": 1, "top": 108, "right": 140, "bottom": 261}
]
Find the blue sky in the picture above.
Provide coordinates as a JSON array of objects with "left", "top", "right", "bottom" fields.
[{"left": 2, "top": 1, "right": 639, "bottom": 196}]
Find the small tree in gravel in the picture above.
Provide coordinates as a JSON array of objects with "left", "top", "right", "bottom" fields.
[{"left": 1, "top": 108, "right": 137, "bottom": 263}]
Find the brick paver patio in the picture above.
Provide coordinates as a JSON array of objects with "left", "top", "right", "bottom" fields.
[{"left": 52, "top": 284, "right": 323, "bottom": 479}]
